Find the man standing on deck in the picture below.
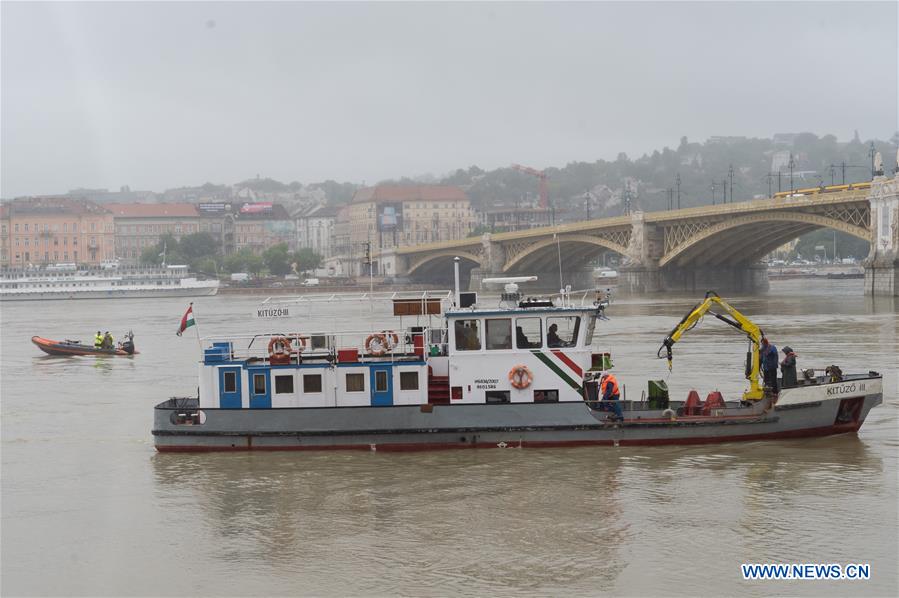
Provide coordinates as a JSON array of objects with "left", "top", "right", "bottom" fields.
[
  {"left": 780, "top": 346, "right": 798, "bottom": 388},
  {"left": 600, "top": 373, "right": 623, "bottom": 420},
  {"left": 760, "top": 337, "right": 779, "bottom": 392}
]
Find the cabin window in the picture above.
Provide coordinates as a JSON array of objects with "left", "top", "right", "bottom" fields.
[
  {"left": 485, "top": 318, "right": 512, "bottom": 350},
  {"left": 584, "top": 315, "right": 596, "bottom": 346},
  {"left": 223, "top": 371, "right": 237, "bottom": 393},
  {"left": 346, "top": 373, "right": 365, "bottom": 392},
  {"left": 303, "top": 374, "right": 322, "bottom": 393},
  {"left": 534, "top": 389, "right": 559, "bottom": 403},
  {"left": 515, "top": 317, "right": 542, "bottom": 349},
  {"left": 485, "top": 390, "right": 511, "bottom": 404},
  {"left": 375, "top": 370, "right": 389, "bottom": 392},
  {"left": 453, "top": 319, "right": 481, "bottom": 351},
  {"left": 253, "top": 374, "right": 267, "bottom": 395},
  {"left": 274, "top": 375, "right": 294, "bottom": 394},
  {"left": 400, "top": 371, "right": 419, "bottom": 391},
  {"left": 547, "top": 316, "right": 581, "bottom": 348}
]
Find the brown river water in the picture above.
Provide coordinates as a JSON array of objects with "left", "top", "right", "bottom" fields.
[{"left": 1, "top": 279, "right": 897, "bottom": 596}]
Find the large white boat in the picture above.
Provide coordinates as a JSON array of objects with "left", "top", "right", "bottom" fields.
[{"left": 0, "top": 264, "right": 219, "bottom": 301}]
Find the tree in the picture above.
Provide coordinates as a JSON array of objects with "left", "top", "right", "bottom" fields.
[
  {"left": 180, "top": 232, "right": 218, "bottom": 261},
  {"left": 263, "top": 243, "right": 292, "bottom": 276},
  {"left": 291, "top": 248, "right": 322, "bottom": 273}
]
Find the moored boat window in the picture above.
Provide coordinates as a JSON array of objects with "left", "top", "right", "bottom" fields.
[
  {"left": 274, "top": 375, "right": 294, "bottom": 394},
  {"left": 375, "top": 370, "right": 388, "bottom": 392},
  {"left": 534, "top": 389, "right": 559, "bottom": 403},
  {"left": 485, "top": 390, "right": 510, "bottom": 404},
  {"left": 485, "top": 318, "right": 512, "bottom": 350},
  {"left": 346, "top": 373, "right": 365, "bottom": 392},
  {"left": 400, "top": 371, "right": 419, "bottom": 390},
  {"left": 453, "top": 319, "right": 481, "bottom": 351},
  {"left": 303, "top": 374, "right": 322, "bottom": 393},
  {"left": 223, "top": 371, "right": 237, "bottom": 393},
  {"left": 253, "top": 373, "right": 267, "bottom": 395}
]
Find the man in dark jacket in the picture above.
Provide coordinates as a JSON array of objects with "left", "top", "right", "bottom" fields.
[
  {"left": 760, "top": 337, "right": 779, "bottom": 392},
  {"left": 780, "top": 346, "right": 798, "bottom": 388}
]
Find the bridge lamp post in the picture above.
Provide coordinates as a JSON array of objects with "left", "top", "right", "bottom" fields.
[
  {"left": 711, "top": 181, "right": 717, "bottom": 205},
  {"left": 675, "top": 173, "right": 682, "bottom": 209},
  {"left": 788, "top": 153, "right": 796, "bottom": 195}
]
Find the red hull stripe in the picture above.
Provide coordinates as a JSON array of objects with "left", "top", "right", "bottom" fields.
[
  {"left": 551, "top": 350, "right": 583, "bottom": 378},
  {"left": 155, "top": 422, "right": 862, "bottom": 452}
]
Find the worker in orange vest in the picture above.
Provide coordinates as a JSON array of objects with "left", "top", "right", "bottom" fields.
[{"left": 600, "top": 373, "right": 622, "bottom": 420}]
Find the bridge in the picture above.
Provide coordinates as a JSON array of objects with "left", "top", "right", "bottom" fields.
[{"left": 378, "top": 173, "right": 899, "bottom": 296}]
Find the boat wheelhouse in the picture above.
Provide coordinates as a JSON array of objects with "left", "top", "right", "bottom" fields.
[{"left": 153, "top": 275, "right": 883, "bottom": 452}]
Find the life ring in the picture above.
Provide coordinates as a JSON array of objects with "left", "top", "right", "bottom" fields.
[
  {"left": 365, "top": 333, "right": 389, "bottom": 357},
  {"left": 509, "top": 365, "right": 533, "bottom": 389},
  {"left": 288, "top": 334, "right": 307, "bottom": 354},
  {"left": 268, "top": 336, "right": 291, "bottom": 358}
]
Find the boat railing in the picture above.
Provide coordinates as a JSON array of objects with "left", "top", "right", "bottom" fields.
[
  {"left": 258, "top": 289, "right": 454, "bottom": 307},
  {"left": 202, "top": 327, "right": 450, "bottom": 364}
]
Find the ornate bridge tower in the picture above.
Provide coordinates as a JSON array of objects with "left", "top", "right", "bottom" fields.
[{"left": 864, "top": 159, "right": 899, "bottom": 296}]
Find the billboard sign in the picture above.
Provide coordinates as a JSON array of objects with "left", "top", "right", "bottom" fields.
[
  {"left": 198, "top": 202, "right": 229, "bottom": 213},
  {"left": 378, "top": 204, "right": 403, "bottom": 232},
  {"left": 240, "top": 202, "right": 273, "bottom": 214}
]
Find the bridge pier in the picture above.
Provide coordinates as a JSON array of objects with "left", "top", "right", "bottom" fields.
[{"left": 863, "top": 174, "right": 899, "bottom": 296}]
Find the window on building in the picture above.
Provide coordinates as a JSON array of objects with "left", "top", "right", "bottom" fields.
[
  {"left": 453, "top": 319, "right": 481, "bottom": 351},
  {"left": 346, "top": 373, "right": 365, "bottom": 392},
  {"left": 400, "top": 371, "right": 419, "bottom": 391},
  {"left": 534, "top": 389, "right": 559, "bottom": 403},
  {"left": 515, "top": 317, "right": 542, "bottom": 349},
  {"left": 485, "top": 318, "right": 512, "bottom": 350},
  {"left": 91, "top": 222, "right": 96, "bottom": 232},
  {"left": 547, "top": 316, "right": 581, "bottom": 348},
  {"left": 253, "top": 373, "right": 267, "bottom": 395},
  {"left": 274, "top": 375, "right": 294, "bottom": 394},
  {"left": 303, "top": 374, "right": 322, "bottom": 393}
]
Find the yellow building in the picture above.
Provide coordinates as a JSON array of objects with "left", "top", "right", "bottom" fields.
[{"left": 1, "top": 197, "right": 115, "bottom": 267}]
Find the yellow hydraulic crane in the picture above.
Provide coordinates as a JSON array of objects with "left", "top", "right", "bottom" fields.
[{"left": 658, "top": 291, "right": 766, "bottom": 401}]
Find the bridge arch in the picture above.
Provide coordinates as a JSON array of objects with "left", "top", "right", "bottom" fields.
[
  {"left": 660, "top": 211, "right": 871, "bottom": 268},
  {"left": 503, "top": 234, "right": 628, "bottom": 274},
  {"left": 406, "top": 250, "right": 483, "bottom": 279}
]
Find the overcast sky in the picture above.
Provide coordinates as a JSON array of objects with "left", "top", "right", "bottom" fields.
[{"left": 2, "top": 1, "right": 896, "bottom": 198}]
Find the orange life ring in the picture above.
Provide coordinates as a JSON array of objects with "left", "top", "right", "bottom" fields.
[
  {"left": 509, "top": 364, "right": 533, "bottom": 389},
  {"left": 365, "top": 333, "right": 389, "bottom": 357},
  {"left": 288, "top": 334, "right": 307, "bottom": 354},
  {"left": 268, "top": 336, "right": 291, "bottom": 357}
]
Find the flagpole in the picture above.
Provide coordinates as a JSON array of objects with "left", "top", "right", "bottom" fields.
[{"left": 191, "top": 302, "right": 203, "bottom": 352}]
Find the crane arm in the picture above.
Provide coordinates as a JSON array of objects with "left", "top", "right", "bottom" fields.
[{"left": 658, "top": 291, "right": 766, "bottom": 400}]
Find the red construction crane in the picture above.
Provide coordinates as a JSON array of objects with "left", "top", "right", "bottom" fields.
[{"left": 512, "top": 164, "right": 548, "bottom": 209}]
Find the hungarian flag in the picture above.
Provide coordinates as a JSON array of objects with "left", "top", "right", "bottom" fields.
[{"left": 176, "top": 304, "right": 195, "bottom": 336}]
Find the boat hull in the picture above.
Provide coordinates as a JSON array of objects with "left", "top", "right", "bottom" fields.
[
  {"left": 31, "top": 336, "right": 138, "bottom": 357},
  {"left": 153, "top": 379, "right": 882, "bottom": 452},
  {"left": 3, "top": 286, "right": 218, "bottom": 301}
]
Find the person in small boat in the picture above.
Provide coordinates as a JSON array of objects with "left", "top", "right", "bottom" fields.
[
  {"left": 600, "top": 373, "right": 623, "bottom": 420},
  {"left": 94, "top": 331, "right": 104, "bottom": 349},
  {"left": 547, "top": 323, "right": 563, "bottom": 348},
  {"left": 760, "top": 337, "right": 779, "bottom": 392},
  {"left": 780, "top": 346, "right": 798, "bottom": 388},
  {"left": 102, "top": 331, "right": 114, "bottom": 350}
]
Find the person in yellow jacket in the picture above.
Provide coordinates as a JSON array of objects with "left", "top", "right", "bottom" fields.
[{"left": 94, "top": 331, "right": 104, "bottom": 349}]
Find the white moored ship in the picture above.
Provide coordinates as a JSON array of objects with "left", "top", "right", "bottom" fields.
[{"left": 0, "top": 263, "right": 219, "bottom": 301}]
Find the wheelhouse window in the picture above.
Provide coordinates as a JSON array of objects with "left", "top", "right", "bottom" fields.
[
  {"left": 585, "top": 315, "right": 597, "bottom": 346},
  {"left": 454, "top": 319, "right": 481, "bottom": 351},
  {"left": 485, "top": 318, "right": 512, "bottom": 350},
  {"left": 515, "top": 317, "right": 542, "bottom": 349},
  {"left": 303, "top": 374, "right": 322, "bottom": 393},
  {"left": 253, "top": 373, "right": 267, "bottom": 395},
  {"left": 400, "top": 371, "right": 419, "bottom": 391},
  {"left": 223, "top": 371, "right": 237, "bottom": 393},
  {"left": 547, "top": 316, "right": 581, "bottom": 348},
  {"left": 274, "top": 375, "right": 294, "bottom": 394},
  {"left": 346, "top": 373, "right": 365, "bottom": 392}
]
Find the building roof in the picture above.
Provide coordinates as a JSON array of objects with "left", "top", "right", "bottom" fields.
[
  {"left": 3, "top": 197, "right": 110, "bottom": 216},
  {"left": 104, "top": 203, "right": 199, "bottom": 218},
  {"left": 352, "top": 185, "right": 468, "bottom": 204}
]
